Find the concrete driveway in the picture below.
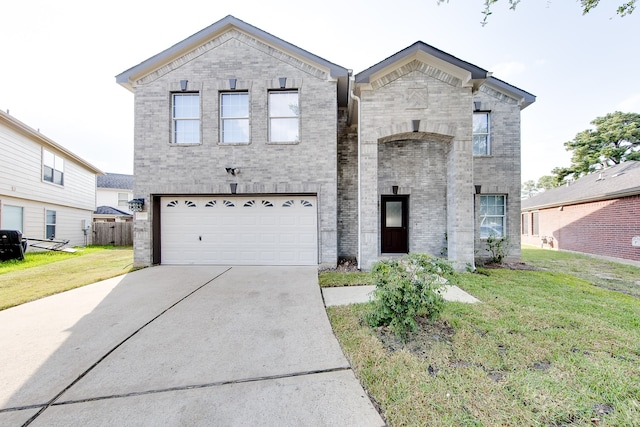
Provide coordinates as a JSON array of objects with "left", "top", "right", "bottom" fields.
[{"left": 0, "top": 266, "right": 385, "bottom": 426}]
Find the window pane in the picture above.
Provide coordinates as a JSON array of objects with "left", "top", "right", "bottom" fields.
[
  {"left": 222, "top": 119, "right": 249, "bottom": 143},
  {"left": 269, "top": 92, "right": 299, "bottom": 117},
  {"left": 386, "top": 201, "right": 402, "bottom": 227},
  {"left": 2, "top": 205, "right": 23, "bottom": 231},
  {"left": 473, "top": 113, "right": 488, "bottom": 133},
  {"left": 174, "top": 120, "right": 200, "bottom": 144},
  {"left": 473, "top": 135, "right": 488, "bottom": 155},
  {"left": 55, "top": 156, "right": 64, "bottom": 172},
  {"left": 173, "top": 94, "right": 199, "bottom": 118},
  {"left": 53, "top": 170, "right": 64, "bottom": 186},
  {"left": 46, "top": 210, "right": 56, "bottom": 224},
  {"left": 270, "top": 118, "right": 299, "bottom": 142},
  {"left": 44, "top": 165, "right": 54, "bottom": 183},
  {"left": 221, "top": 93, "right": 248, "bottom": 118},
  {"left": 43, "top": 150, "right": 55, "bottom": 168},
  {"left": 46, "top": 225, "right": 56, "bottom": 239}
]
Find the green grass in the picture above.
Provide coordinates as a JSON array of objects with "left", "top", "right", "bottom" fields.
[
  {"left": 327, "top": 251, "right": 640, "bottom": 426},
  {"left": 0, "top": 246, "right": 134, "bottom": 310},
  {"left": 522, "top": 245, "right": 640, "bottom": 298},
  {"left": 318, "top": 271, "right": 373, "bottom": 287}
]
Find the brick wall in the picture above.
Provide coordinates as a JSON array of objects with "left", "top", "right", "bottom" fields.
[
  {"left": 522, "top": 195, "right": 640, "bottom": 262},
  {"left": 131, "top": 31, "right": 338, "bottom": 267}
]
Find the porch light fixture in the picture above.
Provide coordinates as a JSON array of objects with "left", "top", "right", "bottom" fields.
[
  {"left": 230, "top": 183, "right": 238, "bottom": 194},
  {"left": 392, "top": 185, "right": 399, "bottom": 195},
  {"left": 411, "top": 120, "right": 420, "bottom": 132},
  {"left": 225, "top": 167, "right": 240, "bottom": 176},
  {"left": 229, "top": 78, "right": 237, "bottom": 90},
  {"left": 128, "top": 198, "right": 145, "bottom": 212},
  {"left": 180, "top": 80, "right": 188, "bottom": 91},
  {"left": 474, "top": 101, "right": 482, "bottom": 111},
  {"left": 475, "top": 185, "right": 482, "bottom": 194},
  {"left": 279, "top": 77, "right": 287, "bottom": 89}
]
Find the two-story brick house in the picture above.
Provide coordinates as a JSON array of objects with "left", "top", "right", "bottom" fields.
[{"left": 117, "top": 15, "right": 535, "bottom": 270}]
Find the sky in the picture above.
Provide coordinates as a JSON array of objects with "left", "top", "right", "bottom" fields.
[{"left": 1, "top": 0, "right": 638, "bottom": 183}]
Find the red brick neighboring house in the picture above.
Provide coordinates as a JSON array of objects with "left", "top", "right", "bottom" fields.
[{"left": 521, "top": 161, "right": 640, "bottom": 262}]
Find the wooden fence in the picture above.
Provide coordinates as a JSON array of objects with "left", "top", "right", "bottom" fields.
[{"left": 92, "top": 222, "right": 133, "bottom": 246}]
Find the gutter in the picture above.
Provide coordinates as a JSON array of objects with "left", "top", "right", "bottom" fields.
[{"left": 349, "top": 72, "right": 362, "bottom": 270}]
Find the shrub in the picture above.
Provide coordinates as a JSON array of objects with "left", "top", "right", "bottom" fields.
[
  {"left": 366, "top": 253, "right": 458, "bottom": 340},
  {"left": 485, "top": 234, "right": 511, "bottom": 264}
]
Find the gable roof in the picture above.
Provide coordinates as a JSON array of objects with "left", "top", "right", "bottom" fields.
[
  {"left": 97, "top": 173, "right": 133, "bottom": 190},
  {"left": 355, "top": 42, "right": 535, "bottom": 110},
  {"left": 485, "top": 77, "right": 536, "bottom": 110},
  {"left": 522, "top": 161, "right": 640, "bottom": 210},
  {"left": 116, "top": 15, "right": 350, "bottom": 105},
  {"left": 356, "top": 41, "right": 489, "bottom": 85},
  {"left": 94, "top": 206, "right": 132, "bottom": 216},
  {"left": 0, "top": 110, "right": 103, "bottom": 175}
]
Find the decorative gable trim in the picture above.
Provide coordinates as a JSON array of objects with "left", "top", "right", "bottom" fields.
[{"left": 369, "top": 59, "right": 462, "bottom": 90}]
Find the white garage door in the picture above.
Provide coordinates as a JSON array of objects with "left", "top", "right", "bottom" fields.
[{"left": 160, "top": 196, "right": 318, "bottom": 265}]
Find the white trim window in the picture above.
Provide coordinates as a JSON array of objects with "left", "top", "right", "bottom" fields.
[
  {"left": 473, "top": 112, "right": 490, "bottom": 156},
  {"left": 43, "top": 149, "right": 64, "bottom": 185},
  {"left": 2, "top": 205, "right": 23, "bottom": 231},
  {"left": 480, "top": 195, "right": 505, "bottom": 238},
  {"left": 172, "top": 93, "right": 200, "bottom": 144},
  {"left": 45, "top": 209, "right": 56, "bottom": 239},
  {"left": 269, "top": 90, "right": 299, "bottom": 143},
  {"left": 220, "top": 92, "right": 249, "bottom": 143},
  {"left": 118, "top": 192, "right": 129, "bottom": 207}
]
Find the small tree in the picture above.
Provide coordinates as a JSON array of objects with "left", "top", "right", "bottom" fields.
[{"left": 366, "top": 254, "right": 458, "bottom": 341}]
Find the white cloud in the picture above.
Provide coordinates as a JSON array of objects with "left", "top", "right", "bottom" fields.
[{"left": 489, "top": 61, "right": 526, "bottom": 79}]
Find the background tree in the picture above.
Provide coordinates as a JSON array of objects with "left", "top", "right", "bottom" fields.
[
  {"left": 554, "top": 112, "right": 640, "bottom": 182},
  {"left": 537, "top": 175, "right": 557, "bottom": 190},
  {"left": 521, "top": 179, "right": 538, "bottom": 198},
  {"left": 437, "top": 0, "right": 636, "bottom": 25}
]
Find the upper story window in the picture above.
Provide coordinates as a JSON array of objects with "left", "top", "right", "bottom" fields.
[
  {"left": 220, "top": 92, "right": 249, "bottom": 143},
  {"left": 172, "top": 93, "right": 200, "bottom": 144},
  {"left": 43, "top": 149, "right": 64, "bottom": 186},
  {"left": 118, "top": 192, "right": 129, "bottom": 207},
  {"left": 480, "top": 195, "right": 505, "bottom": 238},
  {"left": 269, "top": 90, "right": 299, "bottom": 143},
  {"left": 473, "top": 112, "right": 490, "bottom": 156}
]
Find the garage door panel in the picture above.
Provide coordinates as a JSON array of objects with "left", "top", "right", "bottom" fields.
[{"left": 161, "top": 196, "right": 317, "bottom": 265}]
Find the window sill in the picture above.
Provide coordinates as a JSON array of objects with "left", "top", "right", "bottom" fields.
[
  {"left": 169, "top": 143, "right": 202, "bottom": 147},
  {"left": 266, "top": 141, "right": 300, "bottom": 146},
  {"left": 217, "top": 142, "right": 251, "bottom": 146}
]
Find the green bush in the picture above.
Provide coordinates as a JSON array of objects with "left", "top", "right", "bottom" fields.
[
  {"left": 366, "top": 253, "right": 457, "bottom": 340},
  {"left": 485, "top": 234, "right": 511, "bottom": 264}
]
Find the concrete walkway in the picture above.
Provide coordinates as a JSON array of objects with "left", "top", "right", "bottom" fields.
[
  {"left": 0, "top": 266, "right": 385, "bottom": 426},
  {"left": 322, "top": 284, "right": 480, "bottom": 307}
]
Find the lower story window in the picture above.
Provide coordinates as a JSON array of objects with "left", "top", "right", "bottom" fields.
[
  {"left": 2, "top": 205, "right": 23, "bottom": 231},
  {"left": 46, "top": 210, "right": 56, "bottom": 239},
  {"left": 521, "top": 212, "right": 529, "bottom": 235},
  {"left": 532, "top": 211, "right": 539, "bottom": 236},
  {"left": 480, "top": 195, "right": 505, "bottom": 238}
]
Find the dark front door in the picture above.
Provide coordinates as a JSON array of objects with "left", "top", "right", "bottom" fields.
[{"left": 381, "top": 195, "right": 408, "bottom": 253}]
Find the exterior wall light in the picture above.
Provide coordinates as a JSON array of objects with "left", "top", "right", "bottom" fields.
[
  {"left": 412, "top": 120, "right": 420, "bottom": 132},
  {"left": 128, "top": 198, "right": 145, "bottom": 212},
  {"left": 279, "top": 77, "right": 287, "bottom": 88},
  {"left": 229, "top": 79, "right": 237, "bottom": 90},
  {"left": 230, "top": 183, "right": 238, "bottom": 194},
  {"left": 475, "top": 185, "right": 482, "bottom": 194},
  {"left": 180, "top": 80, "right": 188, "bottom": 91},
  {"left": 392, "top": 185, "right": 399, "bottom": 195}
]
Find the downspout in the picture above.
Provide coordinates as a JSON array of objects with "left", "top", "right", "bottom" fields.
[{"left": 348, "top": 72, "right": 362, "bottom": 270}]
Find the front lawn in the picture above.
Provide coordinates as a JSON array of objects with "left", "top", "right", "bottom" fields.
[
  {"left": 325, "top": 249, "right": 640, "bottom": 425},
  {"left": 0, "top": 246, "right": 134, "bottom": 310}
]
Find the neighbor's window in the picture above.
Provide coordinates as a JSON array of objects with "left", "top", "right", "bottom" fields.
[
  {"left": 480, "top": 195, "right": 505, "bottom": 238},
  {"left": 473, "top": 112, "right": 490, "bottom": 156},
  {"left": 521, "top": 212, "right": 529, "bottom": 235},
  {"left": 172, "top": 93, "right": 200, "bottom": 144},
  {"left": 2, "top": 205, "right": 23, "bottom": 231},
  {"left": 45, "top": 210, "right": 56, "bottom": 239},
  {"left": 118, "top": 192, "right": 129, "bottom": 207},
  {"left": 220, "top": 92, "right": 249, "bottom": 143},
  {"left": 532, "top": 211, "right": 539, "bottom": 236},
  {"left": 269, "top": 90, "right": 299, "bottom": 142},
  {"left": 43, "top": 149, "right": 64, "bottom": 185}
]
